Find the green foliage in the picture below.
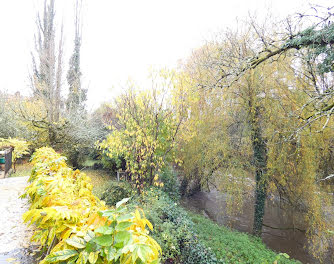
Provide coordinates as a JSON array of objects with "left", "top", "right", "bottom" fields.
[
  {"left": 159, "top": 166, "right": 180, "bottom": 201},
  {"left": 100, "top": 153, "right": 124, "bottom": 174},
  {"left": 284, "top": 24, "right": 334, "bottom": 73},
  {"left": 84, "top": 169, "right": 112, "bottom": 197},
  {"left": 0, "top": 93, "right": 27, "bottom": 138},
  {"left": 188, "top": 212, "right": 299, "bottom": 264},
  {"left": 133, "top": 188, "right": 217, "bottom": 264},
  {"left": 100, "top": 181, "right": 136, "bottom": 207},
  {"left": 60, "top": 114, "right": 107, "bottom": 169}
]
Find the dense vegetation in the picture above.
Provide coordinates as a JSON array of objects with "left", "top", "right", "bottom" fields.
[
  {"left": 0, "top": 0, "right": 333, "bottom": 263},
  {"left": 92, "top": 168, "right": 298, "bottom": 263}
]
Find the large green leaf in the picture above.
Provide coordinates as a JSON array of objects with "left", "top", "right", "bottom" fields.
[
  {"left": 114, "top": 231, "right": 131, "bottom": 248},
  {"left": 99, "top": 209, "right": 116, "bottom": 218},
  {"left": 94, "top": 235, "right": 114, "bottom": 247},
  {"left": 115, "top": 221, "right": 133, "bottom": 231},
  {"left": 85, "top": 240, "right": 98, "bottom": 253},
  {"left": 116, "top": 213, "right": 133, "bottom": 222},
  {"left": 66, "top": 236, "right": 86, "bottom": 249},
  {"left": 94, "top": 226, "right": 114, "bottom": 235},
  {"left": 45, "top": 249, "right": 78, "bottom": 262},
  {"left": 134, "top": 244, "right": 153, "bottom": 263}
]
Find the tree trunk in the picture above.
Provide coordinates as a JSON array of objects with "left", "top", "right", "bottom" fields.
[{"left": 250, "top": 106, "right": 268, "bottom": 237}]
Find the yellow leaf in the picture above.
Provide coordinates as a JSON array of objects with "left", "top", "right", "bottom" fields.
[{"left": 88, "top": 251, "right": 99, "bottom": 264}]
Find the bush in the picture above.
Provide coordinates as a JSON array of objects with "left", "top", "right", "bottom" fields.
[
  {"left": 159, "top": 166, "right": 180, "bottom": 201},
  {"left": 133, "top": 188, "right": 217, "bottom": 264},
  {"left": 22, "top": 147, "right": 161, "bottom": 264},
  {"left": 100, "top": 153, "right": 126, "bottom": 174},
  {"left": 100, "top": 180, "right": 135, "bottom": 206}
]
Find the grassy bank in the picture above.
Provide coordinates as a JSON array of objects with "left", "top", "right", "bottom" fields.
[{"left": 187, "top": 211, "right": 299, "bottom": 264}]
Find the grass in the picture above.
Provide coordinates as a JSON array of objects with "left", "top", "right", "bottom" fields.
[
  {"left": 8, "top": 162, "right": 33, "bottom": 177},
  {"left": 187, "top": 211, "right": 300, "bottom": 264},
  {"left": 82, "top": 169, "right": 115, "bottom": 197},
  {"left": 81, "top": 159, "right": 103, "bottom": 168}
]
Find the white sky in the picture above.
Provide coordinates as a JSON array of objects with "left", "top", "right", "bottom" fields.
[{"left": 0, "top": 0, "right": 330, "bottom": 109}]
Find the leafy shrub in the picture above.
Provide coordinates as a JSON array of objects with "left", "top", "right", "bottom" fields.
[
  {"left": 133, "top": 188, "right": 217, "bottom": 264},
  {"left": 100, "top": 153, "right": 119, "bottom": 173},
  {"left": 22, "top": 147, "right": 161, "bottom": 264},
  {"left": 100, "top": 180, "right": 135, "bottom": 206},
  {"left": 159, "top": 166, "right": 180, "bottom": 201}
]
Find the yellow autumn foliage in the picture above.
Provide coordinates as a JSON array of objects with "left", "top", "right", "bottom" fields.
[{"left": 22, "top": 147, "right": 161, "bottom": 263}]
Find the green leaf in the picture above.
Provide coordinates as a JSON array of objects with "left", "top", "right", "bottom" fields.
[
  {"left": 66, "top": 236, "right": 86, "bottom": 249},
  {"left": 95, "top": 226, "right": 114, "bottom": 235},
  {"left": 114, "top": 231, "right": 131, "bottom": 248},
  {"left": 84, "top": 230, "right": 95, "bottom": 242},
  {"left": 115, "top": 221, "right": 133, "bottom": 231},
  {"left": 116, "top": 213, "right": 133, "bottom": 222},
  {"left": 116, "top": 197, "right": 130, "bottom": 208},
  {"left": 94, "top": 235, "right": 113, "bottom": 247},
  {"left": 134, "top": 244, "right": 153, "bottom": 263},
  {"left": 100, "top": 209, "right": 116, "bottom": 218},
  {"left": 45, "top": 249, "right": 78, "bottom": 262},
  {"left": 115, "top": 206, "right": 127, "bottom": 214},
  {"left": 105, "top": 246, "right": 117, "bottom": 261},
  {"left": 85, "top": 240, "right": 98, "bottom": 253},
  {"left": 279, "top": 253, "right": 290, "bottom": 259}
]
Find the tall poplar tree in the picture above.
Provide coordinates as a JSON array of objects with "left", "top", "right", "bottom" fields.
[
  {"left": 29, "top": 0, "right": 64, "bottom": 145},
  {"left": 67, "top": 0, "right": 87, "bottom": 113}
]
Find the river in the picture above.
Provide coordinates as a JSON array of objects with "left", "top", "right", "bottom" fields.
[{"left": 181, "top": 189, "right": 333, "bottom": 264}]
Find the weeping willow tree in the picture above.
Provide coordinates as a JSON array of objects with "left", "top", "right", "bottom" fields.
[{"left": 174, "top": 19, "right": 334, "bottom": 260}]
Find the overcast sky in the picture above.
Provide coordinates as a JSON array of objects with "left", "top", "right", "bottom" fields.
[{"left": 0, "top": 0, "right": 330, "bottom": 109}]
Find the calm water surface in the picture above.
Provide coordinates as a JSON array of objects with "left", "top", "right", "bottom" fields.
[{"left": 181, "top": 189, "right": 333, "bottom": 264}]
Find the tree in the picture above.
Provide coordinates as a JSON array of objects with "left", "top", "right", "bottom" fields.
[
  {"left": 66, "top": 0, "right": 87, "bottom": 113},
  {"left": 175, "top": 20, "right": 333, "bottom": 259},
  {"left": 176, "top": 28, "right": 273, "bottom": 236},
  {"left": 0, "top": 92, "right": 27, "bottom": 138},
  {"left": 99, "top": 73, "right": 183, "bottom": 191},
  {"left": 24, "top": 0, "right": 64, "bottom": 146}
]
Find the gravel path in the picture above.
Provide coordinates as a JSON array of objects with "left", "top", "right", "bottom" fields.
[{"left": 0, "top": 177, "right": 37, "bottom": 264}]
